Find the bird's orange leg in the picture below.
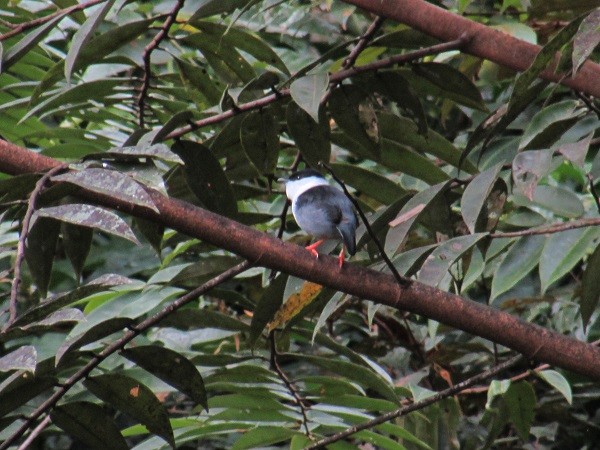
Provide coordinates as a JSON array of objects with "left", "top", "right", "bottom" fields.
[
  {"left": 337, "top": 247, "right": 346, "bottom": 268},
  {"left": 305, "top": 240, "right": 324, "bottom": 258}
]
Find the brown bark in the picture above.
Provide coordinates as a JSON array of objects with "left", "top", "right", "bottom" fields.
[
  {"left": 1, "top": 140, "right": 599, "bottom": 379},
  {"left": 342, "top": 0, "right": 600, "bottom": 98}
]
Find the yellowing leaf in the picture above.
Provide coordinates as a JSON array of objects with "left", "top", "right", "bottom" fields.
[{"left": 267, "top": 281, "right": 323, "bottom": 331}]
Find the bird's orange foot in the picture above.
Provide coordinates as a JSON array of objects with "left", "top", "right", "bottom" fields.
[
  {"left": 305, "top": 240, "right": 324, "bottom": 258},
  {"left": 337, "top": 248, "right": 345, "bottom": 268}
]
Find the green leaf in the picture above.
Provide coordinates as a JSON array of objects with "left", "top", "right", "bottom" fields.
[
  {"left": 62, "top": 222, "right": 93, "bottom": 282},
  {"left": 1, "top": 14, "right": 67, "bottom": 72},
  {"left": 180, "top": 33, "right": 256, "bottom": 83},
  {"left": 25, "top": 216, "right": 60, "bottom": 298},
  {"left": 286, "top": 101, "right": 330, "bottom": 167},
  {"left": 329, "top": 85, "right": 379, "bottom": 157},
  {"left": 512, "top": 150, "right": 554, "bottom": 200},
  {"left": 190, "top": 0, "right": 254, "bottom": 20},
  {"left": 171, "top": 140, "right": 238, "bottom": 217},
  {"left": 379, "top": 113, "right": 476, "bottom": 173},
  {"left": 175, "top": 58, "right": 223, "bottom": 105},
  {"left": 519, "top": 100, "right": 583, "bottom": 150},
  {"left": 504, "top": 381, "right": 536, "bottom": 441},
  {"left": 537, "top": 370, "right": 572, "bottom": 404},
  {"left": 368, "top": 71, "right": 428, "bottom": 134},
  {"left": 0, "top": 346, "right": 36, "bottom": 373},
  {"left": 557, "top": 132, "right": 593, "bottom": 167},
  {"left": 411, "top": 62, "right": 486, "bottom": 111},
  {"left": 53, "top": 168, "right": 158, "bottom": 213},
  {"left": 51, "top": 401, "right": 129, "bottom": 450},
  {"left": 10, "top": 274, "right": 133, "bottom": 328},
  {"left": 0, "top": 374, "right": 57, "bottom": 418},
  {"left": 297, "top": 354, "right": 399, "bottom": 403},
  {"left": 34, "top": 204, "right": 140, "bottom": 245},
  {"left": 32, "top": 17, "right": 155, "bottom": 101},
  {"left": 56, "top": 317, "right": 133, "bottom": 365},
  {"left": 539, "top": 227, "right": 600, "bottom": 293},
  {"left": 290, "top": 73, "right": 329, "bottom": 123},
  {"left": 191, "top": 21, "right": 290, "bottom": 75},
  {"left": 249, "top": 274, "right": 287, "bottom": 347},
  {"left": 160, "top": 308, "right": 250, "bottom": 332},
  {"left": 240, "top": 109, "right": 280, "bottom": 175},
  {"left": 513, "top": 185, "right": 584, "bottom": 218},
  {"left": 121, "top": 346, "right": 207, "bottom": 411},
  {"left": 231, "top": 426, "right": 297, "bottom": 450},
  {"left": 573, "top": 8, "right": 600, "bottom": 74},
  {"left": 380, "top": 138, "right": 450, "bottom": 185},
  {"left": 461, "top": 164, "right": 503, "bottom": 233},
  {"left": 65, "top": 0, "right": 116, "bottom": 83},
  {"left": 417, "top": 234, "right": 487, "bottom": 287},
  {"left": 580, "top": 243, "right": 600, "bottom": 329},
  {"left": 84, "top": 374, "right": 175, "bottom": 448},
  {"left": 329, "top": 163, "right": 406, "bottom": 204},
  {"left": 103, "top": 143, "right": 184, "bottom": 165},
  {"left": 385, "top": 182, "right": 449, "bottom": 255},
  {"left": 491, "top": 235, "right": 546, "bottom": 300}
]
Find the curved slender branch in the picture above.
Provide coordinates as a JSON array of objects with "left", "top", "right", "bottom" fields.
[
  {"left": 306, "top": 354, "right": 523, "bottom": 449},
  {"left": 343, "top": 16, "right": 385, "bottom": 69},
  {"left": 491, "top": 217, "right": 600, "bottom": 238},
  {"left": 1, "top": 142, "right": 599, "bottom": 383},
  {"left": 6, "top": 164, "right": 67, "bottom": 329},
  {"left": 0, "top": 260, "right": 251, "bottom": 450},
  {"left": 0, "top": 0, "right": 105, "bottom": 41},
  {"left": 137, "top": 0, "right": 185, "bottom": 128},
  {"left": 16, "top": 415, "right": 51, "bottom": 450},
  {"left": 341, "top": 0, "right": 600, "bottom": 98},
  {"left": 269, "top": 333, "right": 311, "bottom": 436}
]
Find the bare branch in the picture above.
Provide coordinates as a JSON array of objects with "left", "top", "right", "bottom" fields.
[
  {"left": 1, "top": 142, "right": 600, "bottom": 383},
  {"left": 6, "top": 164, "right": 67, "bottom": 330},
  {"left": 0, "top": 0, "right": 105, "bottom": 41},
  {"left": 137, "top": 0, "right": 185, "bottom": 128},
  {"left": 305, "top": 354, "right": 523, "bottom": 449},
  {"left": 16, "top": 416, "right": 51, "bottom": 450},
  {"left": 341, "top": 0, "right": 600, "bottom": 98},
  {"left": 490, "top": 217, "right": 600, "bottom": 238},
  {"left": 269, "top": 332, "right": 312, "bottom": 436},
  {"left": 343, "top": 16, "right": 385, "bottom": 69}
]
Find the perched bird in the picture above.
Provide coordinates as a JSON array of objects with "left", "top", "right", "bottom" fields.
[{"left": 279, "top": 169, "right": 357, "bottom": 267}]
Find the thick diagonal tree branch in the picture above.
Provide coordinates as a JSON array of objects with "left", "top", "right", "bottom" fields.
[
  {"left": 1, "top": 141, "right": 599, "bottom": 380},
  {"left": 341, "top": 0, "right": 600, "bottom": 98}
]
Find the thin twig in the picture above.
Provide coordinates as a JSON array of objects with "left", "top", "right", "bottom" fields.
[
  {"left": 319, "top": 15, "right": 385, "bottom": 107},
  {"left": 320, "top": 163, "right": 411, "bottom": 287},
  {"left": 137, "top": 0, "right": 185, "bottom": 128},
  {"left": 0, "top": 0, "right": 105, "bottom": 41},
  {"left": 165, "top": 36, "right": 469, "bottom": 141},
  {"left": 490, "top": 217, "right": 600, "bottom": 238},
  {"left": 588, "top": 174, "right": 600, "bottom": 215},
  {"left": 343, "top": 16, "right": 385, "bottom": 69},
  {"left": 305, "top": 354, "right": 523, "bottom": 449},
  {"left": 16, "top": 415, "right": 51, "bottom": 450},
  {"left": 575, "top": 91, "right": 600, "bottom": 119},
  {"left": 6, "top": 164, "right": 67, "bottom": 329},
  {"left": 461, "top": 339, "right": 600, "bottom": 395},
  {"left": 269, "top": 332, "right": 312, "bottom": 436},
  {"left": 0, "top": 260, "right": 251, "bottom": 450}
]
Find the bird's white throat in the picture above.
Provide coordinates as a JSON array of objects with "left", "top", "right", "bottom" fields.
[{"left": 285, "top": 176, "right": 329, "bottom": 203}]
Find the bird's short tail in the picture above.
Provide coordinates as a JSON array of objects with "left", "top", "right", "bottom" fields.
[{"left": 337, "top": 224, "right": 356, "bottom": 255}]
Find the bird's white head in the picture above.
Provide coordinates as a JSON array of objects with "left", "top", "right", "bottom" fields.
[{"left": 279, "top": 169, "right": 329, "bottom": 203}]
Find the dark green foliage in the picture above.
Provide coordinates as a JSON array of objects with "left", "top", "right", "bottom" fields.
[{"left": 1, "top": 1, "right": 600, "bottom": 449}]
